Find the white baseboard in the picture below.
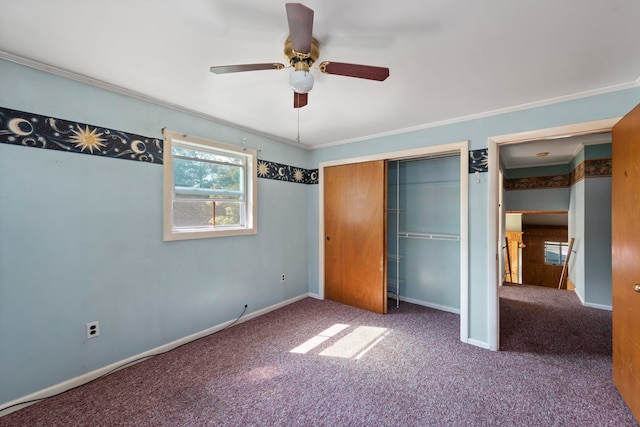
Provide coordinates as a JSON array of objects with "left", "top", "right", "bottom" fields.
[
  {"left": 0, "top": 293, "right": 310, "bottom": 417},
  {"left": 467, "top": 338, "right": 492, "bottom": 350},
  {"left": 584, "top": 301, "right": 612, "bottom": 311},
  {"left": 396, "top": 295, "right": 460, "bottom": 314},
  {"left": 238, "top": 293, "right": 310, "bottom": 322},
  {"left": 389, "top": 297, "right": 486, "bottom": 350},
  {"left": 572, "top": 289, "right": 612, "bottom": 311},
  {"left": 308, "top": 292, "right": 322, "bottom": 300}
]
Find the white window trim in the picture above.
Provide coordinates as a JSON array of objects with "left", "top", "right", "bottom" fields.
[{"left": 163, "top": 129, "right": 257, "bottom": 241}]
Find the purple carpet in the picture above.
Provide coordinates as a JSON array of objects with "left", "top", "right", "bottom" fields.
[{"left": 1, "top": 285, "right": 637, "bottom": 426}]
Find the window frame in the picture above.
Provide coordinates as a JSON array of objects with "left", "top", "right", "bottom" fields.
[{"left": 163, "top": 129, "right": 257, "bottom": 241}]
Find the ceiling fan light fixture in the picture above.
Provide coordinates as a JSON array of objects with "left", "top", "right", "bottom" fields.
[
  {"left": 209, "top": 6, "right": 389, "bottom": 108},
  {"left": 289, "top": 69, "right": 314, "bottom": 94}
]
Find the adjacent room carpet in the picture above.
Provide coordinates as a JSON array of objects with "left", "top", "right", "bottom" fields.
[{"left": 1, "top": 284, "right": 636, "bottom": 426}]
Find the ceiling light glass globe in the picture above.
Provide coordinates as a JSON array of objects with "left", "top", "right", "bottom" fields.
[{"left": 289, "top": 70, "right": 314, "bottom": 94}]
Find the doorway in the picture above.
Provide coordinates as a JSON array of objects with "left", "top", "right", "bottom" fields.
[
  {"left": 504, "top": 211, "right": 569, "bottom": 287},
  {"left": 487, "top": 117, "right": 620, "bottom": 350},
  {"left": 318, "top": 141, "right": 470, "bottom": 342}
]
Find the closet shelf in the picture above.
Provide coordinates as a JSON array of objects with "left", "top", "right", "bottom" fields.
[
  {"left": 398, "top": 180, "right": 460, "bottom": 187},
  {"left": 398, "top": 231, "right": 460, "bottom": 241}
]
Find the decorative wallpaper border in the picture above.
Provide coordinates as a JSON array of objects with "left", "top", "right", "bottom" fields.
[
  {"left": 469, "top": 148, "right": 488, "bottom": 173},
  {"left": 0, "top": 107, "right": 499, "bottom": 184},
  {"left": 505, "top": 158, "right": 612, "bottom": 191},
  {"left": 504, "top": 174, "right": 571, "bottom": 191},
  {"left": 0, "top": 106, "right": 318, "bottom": 185},
  {"left": 257, "top": 160, "right": 318, "bottom": 185},
  {"left": 0, "top": 106, "right": 163, "bottom": 164},
  {"left": 570, "top": 158, "right": 612, "bottom": 184}
]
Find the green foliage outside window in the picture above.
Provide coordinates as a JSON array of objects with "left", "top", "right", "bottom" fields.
[{"left": 172, "top": 147, "right": 244, "bottom": 227}]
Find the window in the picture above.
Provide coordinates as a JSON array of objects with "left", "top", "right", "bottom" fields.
[
  {"left": 163, "top": 130, "right": 257, "bottom": 240},
  {"left": 544, "top": 241, "right": 568, "bottom": 265}
]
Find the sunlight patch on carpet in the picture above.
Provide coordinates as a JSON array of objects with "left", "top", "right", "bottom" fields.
[
  {"left": 245, "top": 366, "right": 281, "bottom": 382},
  {"left": 290, "top": 323, "right": 350, "bottom": 354},
  {"left": 320, "top": 326, "right": 389, "bottom": 359}
]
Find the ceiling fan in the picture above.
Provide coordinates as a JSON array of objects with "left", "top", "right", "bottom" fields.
[{"left": 210, "top": 3, "right": 390, "bottom": 108}]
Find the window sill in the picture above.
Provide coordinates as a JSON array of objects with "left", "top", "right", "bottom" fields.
[{"left": 164, "top": 226, "right": 257, "bottom": 241}]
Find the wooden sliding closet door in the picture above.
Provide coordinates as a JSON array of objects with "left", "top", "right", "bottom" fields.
[{"left": 324, "top": 161, "right": 387, "bottom": 314}]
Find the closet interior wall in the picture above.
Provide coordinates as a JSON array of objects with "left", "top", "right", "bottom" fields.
[{"left": 387, "top": 155, "right": 461, "bottom": 312}]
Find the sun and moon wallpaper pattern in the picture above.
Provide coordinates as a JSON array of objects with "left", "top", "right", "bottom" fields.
[
  {"left": 1, "top": 106, "right": 486, "bottom": 182},
  {"left": 0, "top": 106, "right": 318, "bottom": 184},
  {"left": 257, "top": 159, "right": 318, "bottom": 184},
  {"left": 0, "top": 107, "right": 164, "bottom": 164},
  {"left": 469, "top": 148, "right": 488, "bottom": 173}
]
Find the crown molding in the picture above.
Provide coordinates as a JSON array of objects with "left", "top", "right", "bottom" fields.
[
  {"left": 0, "top": 50, "right": 311, "bottom": 150},
  {"left": 2, "top": 50, "right": 638, "bottom": 152},
  {"left": 311, "top": 80, "right": 640, "bottom": 150}
]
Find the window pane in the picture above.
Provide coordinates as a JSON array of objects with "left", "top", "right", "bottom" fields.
[
  {"left": 544, "top": 241, "right": 568, "bottom": 265},
  {"left": 172, "top": 200, "right": 245, "bottom": 229},
  {"left": 215, "top": 201, "right": 243, "bottom": 226},
  {"left": 172, "top": 146, "right": 243, "bottom": 165},
  {"left": 560, "top": 244, "right": 568, "bottom": 263},
  {"left": 173, "top": 158, "right": 242, "bottom": 193},
  {"left": 173, "top": 200, "right": 214, "bottom": 227}
]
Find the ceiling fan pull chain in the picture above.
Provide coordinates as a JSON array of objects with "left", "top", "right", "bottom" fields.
[{"left": 297, "top": 109, "right": 301, "bottom": 144}]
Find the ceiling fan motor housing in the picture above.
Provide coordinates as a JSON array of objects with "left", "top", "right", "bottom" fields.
[{"left": 284, "top": 37, "right": 319, "bottom": 71}]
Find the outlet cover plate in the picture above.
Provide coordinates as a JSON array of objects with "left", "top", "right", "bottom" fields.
[{"left": 86, "top": 321, "right": 100, "bottom": 339}]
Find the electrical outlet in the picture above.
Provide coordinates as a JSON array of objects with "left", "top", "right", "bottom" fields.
[
  {"left": 281, "top": 273, "right": 286, "bottom": 282},
  {"left": 86, "top": 321, "right": 100, "bottom": 339}
]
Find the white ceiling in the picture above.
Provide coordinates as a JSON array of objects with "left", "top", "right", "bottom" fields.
[
  {"left": 500, "top": 132, "right": 611, "bottom": 169},
  {"left": 1, "top": 1, "right": 639, "bottom": 148}
]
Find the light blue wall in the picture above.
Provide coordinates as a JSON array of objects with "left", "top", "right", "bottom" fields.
[
  {"left": 308, "top": 86, "right": 640, "bottom": 344},
  {"left": 388, "top": 157, "right": 461, "bottom": 310},
  {"left": 584, "top": 177, "right": 612, "bottom": 306},
  {"left": 0, "top": 59, "right": 310, "bottom": 406},
  {"left": 585, "top": 143, "right": 612, "bottom": 159},
  {"left": 503, "top": 164, "right": 570, "bottom": 179},
  {"left": 503, "top": 188, "right": 571, "bottom": 211},
  {"left": 568, "top": 144, "right": 612, "bottom": 307},
  {"left": 583, "top": 143, "right": 613, "bottom": 307}
]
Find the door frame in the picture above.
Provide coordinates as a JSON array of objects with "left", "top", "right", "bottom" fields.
[
  {"left": 318, "top": 141, "right": 470, "bottom": 343},
  {"left": 487, "top": 117, "right": 620, "bottom": 350}
]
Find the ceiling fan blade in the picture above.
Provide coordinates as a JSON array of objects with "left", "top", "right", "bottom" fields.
[
  {"left": 294, "top": 92, "right": 308, "bottom": 108},
  {"left": 210, "top": 63, "right": 285, "bottom": 74},
  {"left": 285, "top": 3, "right": 314, "bottom": 54},
  {"left": 319, "top": 61, "right": 390, "bottom": 81}
]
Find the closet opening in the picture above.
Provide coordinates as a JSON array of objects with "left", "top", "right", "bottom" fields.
[
  {"left": 387, "top": 153, "right": 462, "bottom": 314},
  {"left": 318, "top": 140, "right": 469, "bottom": 343}
]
